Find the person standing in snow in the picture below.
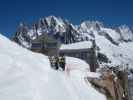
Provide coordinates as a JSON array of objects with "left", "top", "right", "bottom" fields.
[
  {"left": 49, "top": 56, "right": 59, "bottom": 70},
  {"left": 50, "top": 56, "right": 56, "bottom": 68},
  {"left": 54, "top": 56, "right": 59, "bottom": 70},
  {"left": 59, "top": 55, "right": 66, "bottom": 71}
]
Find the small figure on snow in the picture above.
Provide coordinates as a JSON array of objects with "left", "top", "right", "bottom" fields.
[
  {"left": 54, "top": 56, "right": 59, "bottom": 70},
  {"left": 59, "top": 55, "right": 66, "bottom": 71},
  {"left": 49, "top": 56, "right": 59, "bottom": 70}
]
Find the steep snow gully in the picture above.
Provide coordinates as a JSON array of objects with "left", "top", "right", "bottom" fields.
[{"left": 0, "top": 33, "right": 106, "bottom": 100}]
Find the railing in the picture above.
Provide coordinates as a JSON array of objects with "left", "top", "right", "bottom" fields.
[{"left": 128, "top": 74, "right": 133, "bottom": 100}]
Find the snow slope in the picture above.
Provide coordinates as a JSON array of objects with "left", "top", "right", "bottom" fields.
[
  {"left": 0, "top": 34, "right": 106, "bottom": 100},
  {"left": 94, "top": 30, "right": 133, "bottom": 68}
]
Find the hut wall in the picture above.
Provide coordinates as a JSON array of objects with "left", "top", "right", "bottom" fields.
[{"left": 59, "top": 48, "right": 98, "bottom": 72}]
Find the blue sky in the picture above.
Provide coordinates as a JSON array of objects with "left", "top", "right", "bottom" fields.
[{"left": 0, "top": 0, "right": 133, "bottom": 37}]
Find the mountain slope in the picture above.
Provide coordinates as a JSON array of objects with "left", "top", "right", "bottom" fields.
[
  {"left": 0, "top": 33, "right": 106, "bottom": 100},
  {"left": 12, "top": 16, "right": 133, "bottom": 68},
  {"left": 13, "top": 16, "right": 133, "bottom": 48}
]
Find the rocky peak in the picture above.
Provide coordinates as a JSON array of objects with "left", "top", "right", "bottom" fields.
[
  {"left": 38, "top": 18, "right": 48, "bottom": 29},
  {"left": 116, "top": 25, "right": 133, "bottom": 42},
  {"left": 80, "top": 21, "right": 104, "bottom": 31},
  {"left": 17, "top": 22, "right": 29, "bottom": 33},
  {"left": 118, "top": 25, "right": 132, "bottom": 33}
]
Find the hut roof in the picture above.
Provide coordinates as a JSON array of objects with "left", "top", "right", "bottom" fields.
[{"left": 60, "top": 41, "right": 93, "bottom": 51}]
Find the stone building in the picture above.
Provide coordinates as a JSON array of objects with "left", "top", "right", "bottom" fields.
[
  {"left": 31, "top": 34, "right": 61, "bottom": 56},
  {"left": 30, "top": 34, "right": 99, "bottom": 72}
]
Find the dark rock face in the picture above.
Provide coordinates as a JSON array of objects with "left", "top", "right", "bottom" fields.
[
  {"left": 13, "top": 22, "right": 31, "bottom": 48},
  {"left": 97, "top": 53, "right": 109, "bottom": 63}
]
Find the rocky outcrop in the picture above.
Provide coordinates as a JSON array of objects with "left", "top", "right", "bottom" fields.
[{"left": 85, "top": 67, "right": 130, "bottom": 100}]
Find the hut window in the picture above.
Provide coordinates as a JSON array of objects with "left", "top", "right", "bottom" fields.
[
  {"left": 46, "top": 42, "right": 57, "bottom": 48},
  {"left": 32, "top": 43, "right": 42, "bottom": 48},
  {"left": 75, "top": 53, "right": 79, "bottom": 58},
  {"left": 87, "top": 53, "right": 90, "bottom": 57}
]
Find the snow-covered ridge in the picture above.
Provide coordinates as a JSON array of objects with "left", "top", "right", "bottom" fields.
[{"left": 0, "top": 33, "right": 106, "bottom": 100}]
